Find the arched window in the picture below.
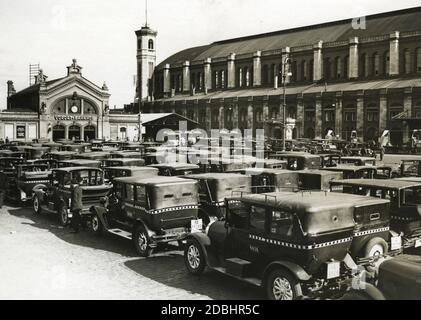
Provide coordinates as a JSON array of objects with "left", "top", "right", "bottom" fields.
[
  {"left": 373, "top": 53, "right": 380, "bottom": 76},
  {"left": 404, "top": 49, "right": 411, "bottom": 74},
  {"left": 301, "top": 60, "right": 308, "bottom": 81},
  {"left": 83, "top": 100, "right": 97, "bottom": 115},
  {"left": 53, "top": 99, "right": 66, "bottom": 114},
  {"left": 148, "top": 39, "right": 154, "bottom": 50}
]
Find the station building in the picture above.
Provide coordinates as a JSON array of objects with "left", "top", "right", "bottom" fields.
[{"left": 139, "top": 6, "right": 421, "bottom": 146}]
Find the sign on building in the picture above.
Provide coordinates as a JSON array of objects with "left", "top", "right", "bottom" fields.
[{"left": 16, "top": 125, "right": 26, "bottom": 139}]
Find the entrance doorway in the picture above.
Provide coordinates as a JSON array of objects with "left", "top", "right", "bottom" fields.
[
  {"left": 53, "top": 125, "right": 65, "bottom": 141},
  {"left": 84, "top": 125, "right": 96, "bottom": 141},
  {"left": 68, "top": 125, "right": 81, "bottom": 140}
]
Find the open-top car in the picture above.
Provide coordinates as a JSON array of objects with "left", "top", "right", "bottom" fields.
[
  {"left": 32, "top": 167, "right": 112, "bottom": 226},
  {"left": 330, "top": 179, "right": 421, "bottom": 251},
  {"left": 183, "top": 191, "right": 362, "bottom": 300},
  {"left": 102, "top": 158, "right": 145, "bottom": 168},
  {"left": 103, "top": 166, "right": 159, "bottom": 184},
  {"left": 90, "top": 176, "right": 201, "bottom": 256}
]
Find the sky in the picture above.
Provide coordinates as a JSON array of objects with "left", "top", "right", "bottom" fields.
[{"left": 1, "top": 0, "right": 420, "bottom": 110}]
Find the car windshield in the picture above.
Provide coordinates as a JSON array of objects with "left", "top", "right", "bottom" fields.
[{"left": 72, "top": 170, "right": 103, "bottom": 186}]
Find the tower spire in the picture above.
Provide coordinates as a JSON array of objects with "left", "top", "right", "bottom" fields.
[{"left": 145, "top": 0, "right": 148, "bottom": 27}]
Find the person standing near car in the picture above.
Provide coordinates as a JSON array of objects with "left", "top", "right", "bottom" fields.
[{"left": 70, "top": 174, "right": 83, "bottom": 233}]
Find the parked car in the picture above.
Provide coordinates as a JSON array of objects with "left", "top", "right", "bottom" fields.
[
  {"left": 184, "top": 173, "right": 252, "bottom": 222},
  {"left": 90, "top": 176, "right": 201, "bottom": 256},
  {"left": 43, "top": 151, "right": 77, "bottom": 161},
  {"left": 340, "top": 157, "right": 376, "bottom": 167},
  {"left": 103, "top": 166, "right": 159, "bottom": 184},
  {"left": 319, "top": 154, "right": 342, "bottom": 168},
  {"left": 297, "top": 170, "right": 343, "bottom": 191},
  {"left": 322, "top": 165, "right": 377, "bottom": 179},
  {"left": 102, "top": 158, "right": 145, "bottom": 168},
  {"left": 183, "top": 191, "right": 361, "bottom": 300},
  {"left": 400, "top": 160, "right": 421, "bottom": 177},
  {"left": 204, "top": 157, "right": 255, "bottom": 173},
  {"left": 149, "top": 163, "right": 201, "bottom": 176},
  {"left": 109, "top": 151, "right": 143, "bottom": 159},
  {"left": 73, "top": 152, "right": 112, "bottom": 160},
  {"left": 271, "top": 153, "right": 321, "bottom": 171},
  {"left": 330, "top": 179, "right": 421, "bottom": 251},
  {"left": 58, "top": 159, "right": 102, "bottom": 169},
  {"left": 32, "top": 167, "right": 112, "bottom": 226},
  {"left": 254, "top": 159, "right": 287, "bottom": 170}
]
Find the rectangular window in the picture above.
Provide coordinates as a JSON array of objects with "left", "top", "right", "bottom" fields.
[
  {"left": 345, "top": 112, "right": 356, "bottom": 122},
  {"left": 270, "top": 210, "right": 294, "bottom": 237},
  {"left": 136, "top": 185, "right": 147, "bottom": 206},
  {"left": 126, "top": 184, "right": 135, "bottom": 201},
  {"left": 249, "top": 205, "right": 266, "bottom": 231}
]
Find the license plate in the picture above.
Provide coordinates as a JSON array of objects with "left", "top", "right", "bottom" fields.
[
  {"left": 327, "top": 261, "right": 340, "bottom": 280},
  {"left": 191, "top": 219, "right": 203, "bottom": 233},
  {"left": 391, "top": 236, "right": 402, "bottom": 251},
  {"left": 415, "top": 239, "right": 421, "bottom": 248}
]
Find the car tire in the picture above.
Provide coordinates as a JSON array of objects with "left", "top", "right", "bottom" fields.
[
  {"left": 91, "top": 214, "right": 103, "bottom": 235},
  {"left": 266, "top": 268, "right": 301, "bottom": 301},
  {"left": 363, "top": 237, "right": 388, "bottom": 258},
  {"left": 58, "top": 206, "right": 70, "bottom": 227},
  {"left": 184, "top": 239, "right": 206, "bottom": 275},
  {"left": 33, "top": 195, "right": 42, "bottom": 215},
  {"left": 133, "top": 224, "right": 153, "bottom": 257}
]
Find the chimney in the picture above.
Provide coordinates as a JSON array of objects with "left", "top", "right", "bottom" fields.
[{"left": 7, "top": 81, "right": 16, "bottom": 97}]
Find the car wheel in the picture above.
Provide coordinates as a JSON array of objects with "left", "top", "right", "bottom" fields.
[
  {"left": 91, "top": 214, "right": 103, "bottom": 235},
  {"left": 266, "top": 269, "right": 301, "bottom": 301},
  {"left": 58, "top": 206, "right": 69, "bottom": 227},
  {"left": 133, "top": 225, "right": 153, "bottom": 257},
  {"left": 363, "top": 238, "right": 388, "bottom": 258},
  {"left": 184, "top": 239, "right": 206, "bottom": 275},
  {"left": 33, "top": 195, "right": 42, "bottom": 215}
]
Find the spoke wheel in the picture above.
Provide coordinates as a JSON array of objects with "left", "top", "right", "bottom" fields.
[
  {"left": 91, "top": 214, "right": 103, "bottom": 235},
  {"left": 58, "top": 206, "right": 69, "bottom": 226},
  {"left": 184, "top": 239, "right": 206, "bottom": 275},
  {"left": 266, "top": 269, "right": 300, "bottom": 301},
  {"left": 33, "top": 196, "right": 41, "bottom": 215},
  {"left": 133, "top": 225, "right": 153, "bottom": 257}
]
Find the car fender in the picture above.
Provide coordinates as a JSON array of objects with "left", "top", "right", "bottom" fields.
[
  {"left": 32, "top": 187, "right": 46, "bottom": 202},
  {"left": 134, "top": 219, "right": 156, "bottom": 239},
  {"left": 90, "top": 206, "right": 109, "bottom": 229},
  {"left": 185, "top": 233, "right": 215, "bottom": 267},
  {"left": 351, "top": 282, "right": 386, "bottom": 300},
  {"left": 263, "top": 261, "right": 312, "bottom": 283}
]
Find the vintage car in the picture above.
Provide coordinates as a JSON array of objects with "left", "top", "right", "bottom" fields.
[
  {"left": 73, "top": 152, "right": 112, "bottom": 160},
  {"left": 32, "top": 167, "right": 112, "bottom": 226},
  {"left": 60, "top": 144, "right": 90, "bottom": 154},
  {"left": 374, "top": 165, "right": 397, "bottom": 179},
  {"left": 120, "top": 142, "right": 145, "bottom": 153},
  {"left": 27, "top": 159, "right": 59, "bottom": 169},
  {"left": 254, "top": 159, "right": 287, "bottom": 170},
  {"left": 297, "top": 170, "right": 343, "bottom": 191},
  {"left": 149, "top": 163, "right": 201, "bottom": 176},
  {"left": 43, "top": 151, "right": 77, "bottom": 161},
  {"left": 340, "top": 157, "right": 376, "bottom": 167},
  {"left": 58, "top": 159, "right": 102, "bottom": 169},
  {"left": 341, "top": 255, "right": 421, "bottom": 300},
  {"left": 330, "top": 179, "right": 421, "bottom": 251},
  {"left": 0, "top": 150, "right": 27, "bottom": 159},
  {"left": 400, "top": 159, "right": 421, "bottom": 177},
  {"left": 102, "top": 158, "right": 145, "bottom": 168},
  {"left": 90, "top": 176, "right": 201, "bottom": 256},
  {"left": 0, "top": 157, "right": 27, "bottom": 178},
  {"left": 322, "top": 165, "right": 377, "bottom": 179},
  {"left": 5, "top": 164, "right": 52, "bottom": 203},
  {"left": 319, "top": 154, "right": 342, "bottom": 168},
  {"left": 204, "top": 157, "right": 255, "bottom": 173},
  {"left": 109, "top": 151, "right": 144, "bottom": 159},
  {"left": 20, "top": 146, "right": 50, "bottom": 160},
  {"left": 271, "top": 153, "right": 321, "bottom": 171},
  {"left": 184, "top": 173, "right": 252, "bottom": 222},
  {"left": 103, "top": 166, "right": 159, "bottom": 184},
  {"left": 183, "top": 191, "right": 361, "bottom": 300},
  {"left": 42, "top": 142, "right": 62, "bottom": 152}
]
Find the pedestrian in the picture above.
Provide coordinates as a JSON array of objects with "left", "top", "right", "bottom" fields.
[
  {"left": 380, "top": 145, "right": 385, "bottom": 162},
  {"left": 5, "top": 137, "right": 9, "bottom": 144},
  {"left": 70, "top": 174, "right": 83, "bottom": 233}
]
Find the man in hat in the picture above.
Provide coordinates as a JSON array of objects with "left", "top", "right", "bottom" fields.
[{"left": 70, "top": 173, "right": 83, "bottom": 233}]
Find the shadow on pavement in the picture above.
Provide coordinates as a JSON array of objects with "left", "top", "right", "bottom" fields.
[
  {"left": 7, "top": 206, "right": 139, "bottom": 258},
  {"left": 124, "top": 255, "right": 264, "bottom": 300}
]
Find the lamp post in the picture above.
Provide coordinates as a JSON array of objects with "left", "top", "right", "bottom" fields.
[
  {"left": 281, "top": 56, "right": 292, "bottom": 152},
  {"left": 102, "top": 104, "right": 109, "bottom": 141}
]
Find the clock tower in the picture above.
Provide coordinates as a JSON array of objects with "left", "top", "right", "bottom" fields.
[{"left": 135, "top": 24, "right": 157, "bottom": 103}]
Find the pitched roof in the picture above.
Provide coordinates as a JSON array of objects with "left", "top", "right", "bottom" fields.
[{"left": 158, "top": 6, "right": 421, "bottom": 68}]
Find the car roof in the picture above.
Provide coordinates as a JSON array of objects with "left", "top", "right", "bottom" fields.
[
  {"left": 341, "top": 156, "right": 375, "bottom": 161},
  {"left": 185, "top": 173, "right": 250, "bottom": 180},
  {"left": 240, "top": 168, "right": 295, "bottom": 175},
  {"left": 296, "top": 169, "right": 343, "bottom": 176},
  {"left": 149, "top": 163, "right": 200, "bottom": 169},
  {"left": 114, "top": 176, "right": 197, "bottom": 186},
  {"left": 105, "top": 158, "right": 144, "bottom": 162},
  {"left": 231, "top": 191, "right": 388, "bottom": 212},
  {"left": 104, "top": 166, "right": 157, "bottom": 172},
  {"left": 330, "top": 179, "right": 421, "bottom": 189},
  {"left": 53, "top": 167, "right": 103, "bottom": 173},
  {"left": 60, "top": 159, "right": 100, "bottom": 164},
  {"left": 323, "top": 165, "right": 376, "bottom": 171}
]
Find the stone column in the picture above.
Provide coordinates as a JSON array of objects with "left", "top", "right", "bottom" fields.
[
  {"left": 403, "top": 88, "right": 413, "bottom": 144},
  {"left": 227, "top": 53, "right": 236, "bottom": 89},
  {"left": 163, "top": 64, "right": 171, "bottom": 95},
  {"left": 313, "top": 41, "right": 323, "bottom": 82},
  {"left": 296, "top": 95, "right": 304, "bottom": 138},
  {"left": 349, "top": 37, "right": 359, "bottom": 79},
  {"left": 253, "top": 51, "right": 262, "bottom": 87},
  {"left": 389, "top": 31, "right": 400, "bottom": 76},
  {"left": 335, "top": 93, "right": 343, "bottom": 138},
  {"left": 315, "top": 94, "right": 322, "bottom": 138},
  {"left": 281, "top": 47, "right": 291, "bottom": 84},
  {"left": 204, "top": 58, "right": 212, "bottom": 91},
  {"left": 183, "top": 61, "right": 191, "bottom": 93},
  {"left": 356, "top": 92, "right": 364, "bottom": 140}
]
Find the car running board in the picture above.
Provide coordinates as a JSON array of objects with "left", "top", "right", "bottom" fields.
[
  {"left": 108, "top": 229, "right": 132, "bottom": 240},
  {"left": 212, "top": 267, "right": 261, "bottom": 287}
]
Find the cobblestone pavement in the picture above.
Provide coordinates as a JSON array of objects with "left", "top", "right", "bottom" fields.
[{"left": 0, "top": 205, "right": 263, "bottom": 300}]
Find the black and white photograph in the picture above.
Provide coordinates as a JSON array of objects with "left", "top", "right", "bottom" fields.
[{"left": 1, "top": 0, "right": 421, "bottom": 305}]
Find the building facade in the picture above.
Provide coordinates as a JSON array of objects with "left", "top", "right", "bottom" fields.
[{"left": 140, "top": 6, "right": 421, "bottom": 146}]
